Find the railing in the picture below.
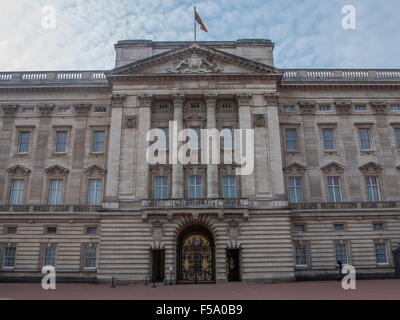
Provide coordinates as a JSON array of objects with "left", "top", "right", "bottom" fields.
[
  {"left": 142, "top": 198, "right": 249, "bottom": 209},
  {"left": 0, "top": 71, "right": 107, "bottom": 84},
  {"left": 282, "top": 69, "right": 400, "bottom": 81},
  {"left": 0, "top": 204, "right": 101, "bottom": 213},
  {"left": 289, "top": 201, "right": 400, "bottom": 210}
]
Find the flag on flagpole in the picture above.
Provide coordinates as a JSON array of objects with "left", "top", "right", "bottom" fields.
[{"left": 194, "top": 8, "right": 208, "bottom": 32}]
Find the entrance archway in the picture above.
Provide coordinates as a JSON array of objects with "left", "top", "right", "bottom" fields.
[{"left": 177, "top": 225, "right": 215, "bottom": 284}]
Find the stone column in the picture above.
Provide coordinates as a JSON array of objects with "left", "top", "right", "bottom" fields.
[
  {"left": 171, "top": 94, "right": 185, "bottom": 199},
  {"left": 237, "top": 93, "right": 256, "bottom": 198},
  {"left": 104, "top": 95, "right": 125, "bottom": 208},
  {"left": 264, "top": 93, "right": 285, "bottom": 198},
  {"left": 135, "top": 94, "right": 153, "bottom": 200},
  {"left": 205, "top": 93, "right": 219, "bottom": 198}
]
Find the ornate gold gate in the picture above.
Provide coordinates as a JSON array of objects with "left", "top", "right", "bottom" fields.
[{"left": 178, "top": 230, "right": 214, "bottom": 283}]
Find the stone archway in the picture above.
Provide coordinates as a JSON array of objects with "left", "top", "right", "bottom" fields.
[{"left": 176, "top": 225, "right": 215, "bottom": 284}]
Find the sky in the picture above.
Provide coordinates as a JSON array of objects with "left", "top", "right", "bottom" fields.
[{"left": 0, "top": 0, "right": 399, "bottom": 71}]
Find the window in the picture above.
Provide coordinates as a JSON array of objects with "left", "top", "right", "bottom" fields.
[
  {"left": 395, "top": 129, "right": 400, "bottom": 150},
  {"left": 222, "top": 177, "right": 237, "bottom": 199},
  {"left": 328, "top": 177, "right": 342, "bottom": 202},
  {"left": 43, "top": 247, "right": 56, "bottom": 267},
  {"left": 188, "top": 176, "right": 203, "bottom": 199},
  {"left": 222, "top": 104, "right": 232, "bottom": 110},
  {"left": 322, "top": 129, "right": 335, "bottom": 151},
  {"left": 94, "top": 106, "right": 107, "bottom": 113},
  {"left": 88, "top": 179, "right": 103, "bottom": 205},
  {"left": 55, "top": 131, "right": 67, "bottom": 153},
  {"left": 92, "top": 131, "right": 105, "bottom": 153},
  {"left": 295, "top": 245, "right": 307, "bottom": 267},
  {"left": 154, "top": 177, "right": 168, "bottom": 200},
  {"left": 354, "top": 105, "right": 367, "bottom": 111},
  {"left": 282, "top": 106, "right": 295, "bottom": 112},
  {"left": 48, "top": 180, "right": 63, "bottom": 205},
  {"left": 335, "top": 244, "right": 348, "bottom": 264},
  {"left": 334, "top": 224, "right": 344, "bottom": 232},
  {"left": 6, "top": 227, "right": 17, "bottom": 234},
  {"left": 2, "top": 247, "right": 16, "bottom": 269},
  {"left": 288, "top": 177, "right": 303, "bottom": 203},
  {"left": 87, "top": 227, "right": 98, "bottom": 235},
  {"left": 156, "top": 128, "right": 169, "bottom": 151},
  {"left": 189, "top": 127, "right": 201, "bottom": 150},
  {"left": 46, "top": 227, "right": 57, "bottom": 235},
  {"left": 22, "top": 107, "right": 35, "bottom": 114},
  {"left": 190, "top": 103, "right": 200, "bottom": 109},
  {"left": 375, "top": 243, "right": 388, "bottom": 264},
  {"left": 58, "top": 106, "right": 71, "bottom": 114},
  {"left": 159, "top": 104, "right": 169, "bottom": 110},
  {"left": 84, "top": 247, "right": 97, "bottom": 270},
  {"left": 365, "top": 176, "right": 381, "bottom": 202},
  {"left": 390, "top": 105, "right": 400, "bottom": 111},
  {"left": 285, "top": 129, "right": 298, "bottom": 151},
  {"left": 18, "top": 132, "right": 30, "bottom": 153},
  {"left": 10, "top": 180, "right": 24, "bottom": 205},
  {"left": 319, "top": 105, "right": 331, "bottom": 111},
  {"left": 293, "top": 225, "right": 305, "bottom": 233},
  {"left": 373, "top": 223, "right": 384, "bottom": 231},
  {"left": 221, "top": 128, "right": 234, "bottom": 150},
  {"left": 359, "top": 129, "right": 372, "bottom": 150}
]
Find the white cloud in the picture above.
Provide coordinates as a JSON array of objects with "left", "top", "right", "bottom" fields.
[{"left": 0, "top": 0, "right": 399, "bottom": 71}]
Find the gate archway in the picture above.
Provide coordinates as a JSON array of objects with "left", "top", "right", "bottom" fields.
[{"left": 177, "top": 225, "right": 215, "bottom": 284}]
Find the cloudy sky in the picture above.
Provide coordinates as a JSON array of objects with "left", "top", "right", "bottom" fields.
[{"left": 0, "top": 0, "right": 399, "bottom": 71}]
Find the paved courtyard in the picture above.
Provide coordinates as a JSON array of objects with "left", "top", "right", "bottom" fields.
[{"left": 0, "top": 280, "right": 399, "bottom": 300}]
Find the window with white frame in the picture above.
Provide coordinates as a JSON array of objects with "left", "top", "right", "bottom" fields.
[
  {"left": 395, "top": 129, "right": 400, "bottom": 150},
  {"left": 222, "top": 177, "right": 237, "bottom": 199},
  {"left": 156, "top": 128, "right": 169, "bottom": 151},
  {"left": 48, "top": 179, "right": 63, "bottom": 205},
  {"left": 84, "top": 247, "right": 97, "bottom": 270},
  {"left": 221, "top": 128, "right": 234, "bottom": 150},
  {"left": 365, "top": 176, "right": 381, "bottom": 202},
  {"left": 55, "top": 131, "right": 67, "bottom": 153},
  {"left": 288, "top": 177, "right": 303, "bottom": 203},
  {"left": 295, "top": 245, "right": 308, "bottom": 267},
  {"left": 10, "top": 180, "right": 24, "bottom": 205},
  {"left": 328, "top": 177, "right": 342, "bottom": 202},
  {"left": 285, "top": 129, "right": 298, "bottom": 151},
  {"left": 189, "top": 127, "right": 201, "bottom": 150},
  {"left": 359, "top": 129, "right": 372, "bottom": 151},
  {"left": 92, "top": 131, "right": 105, "bottom": 153},
  {"left": 188, "top": 176, "right": 203, "bottom": 199},
  {"left": 375, "top": 243, "right": 388, "bottom": 264},
  {"left": 154, "top": 177, "right": 168, "bottom": 200},
  {"left": 322, "top": 129, "right": 335, "bottom": 151},
  {"left": 88, "top": 179, "right": 103, "bottom": 205},
  {"left": 43, "top": 247, "right": 56, "bottom": 267},
  {"left": 335, "top": 244, "right": 348, "bottom": 264},
  {"left": 18, "top": 132, "right": 30, "bottom": 153},
  {"left": 2, "top": 247, "right": 16, "bottom": 269}
]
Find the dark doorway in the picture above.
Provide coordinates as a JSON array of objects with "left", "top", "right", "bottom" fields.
[
  {"left": 177, "top": 225, "right": 215, "bottom": 284},
  {"left": 394, "top": 248, "right": 400, "bottom": 279},
  {"left": 227, "top": 249, "right": 240, "bottom": 282},
  {"left": 152, "top": 250, "right": 165, "bottom": 282}
]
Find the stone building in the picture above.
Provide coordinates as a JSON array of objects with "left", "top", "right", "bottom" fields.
[{"left": 0, "top": 39, "right": 399, "bottom": 283}]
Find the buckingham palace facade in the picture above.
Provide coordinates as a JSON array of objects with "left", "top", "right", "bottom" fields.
[{"left": 0, "top": 39, "right": 399, "bottom": 284}]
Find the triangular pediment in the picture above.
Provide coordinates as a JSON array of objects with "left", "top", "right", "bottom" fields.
[
  {"left": 283, "top": 162, "right": 307, "bottom": 174},
  {"left": 107, "top": 43, "right": 280, "bottom": 77},
  {"left": 84, "top": 164, "right": 107, "bottom": 175},
  {"left": 321, "top": 162, "right": 345, "bottom": 173},
  {"left": 359, "top": 162, "right": 383, "bottom": 174},
  {"left": 7, "top": 165, "right": 31, "bottom": 176},
  {"left": 45, "top": 164, "right": 69, "bottom": 175}
]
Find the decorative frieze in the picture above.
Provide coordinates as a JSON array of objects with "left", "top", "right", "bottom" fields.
[
  {"left": 38, "top": 104, "right": 55, "bottom": 116},
  {"left": 111, "top": 94, "right": 127, "bottom": 108},
  {"left": 299, "top": 102, "right": 316, "bottom": 114},
  {"left": 2, "top": 104, "right": 19, "bottom": 116},
  {"left": 167, "top": 52, "right": 223, "bottom": 74},
  {"left": 124, "top": 115, "right": 137, "bottom": 129}
]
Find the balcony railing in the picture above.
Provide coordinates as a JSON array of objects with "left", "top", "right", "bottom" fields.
[
  {"left": 0, "top": 204, "right": 101, "bottom": 213},
  {"left": 289, "top": 201, "right": 400, "bottom": 210},
  {"left": 142, "top": 198, "right": 249, "bottom": 209},
  {"left": 282, "top": 69, "right": 400, "bottom": 81}
]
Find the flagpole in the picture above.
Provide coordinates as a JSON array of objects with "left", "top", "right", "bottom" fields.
[{"left": 194, "top": 6, "right": 196, "bottom": 42}]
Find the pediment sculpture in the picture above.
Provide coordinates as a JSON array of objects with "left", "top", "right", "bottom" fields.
[{"left": 167, "top": 53, "right": 223, "bottom": 74}]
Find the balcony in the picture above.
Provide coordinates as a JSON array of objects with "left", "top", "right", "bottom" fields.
[
  {"left": 289, "top": 201, "right": 400, "bottom": 211},
  {"left": 0, "top": 204, "right": 102, "bottom": 214},
  {"left": 141, "top": 198, "right": 249, "bottom": 209}
]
